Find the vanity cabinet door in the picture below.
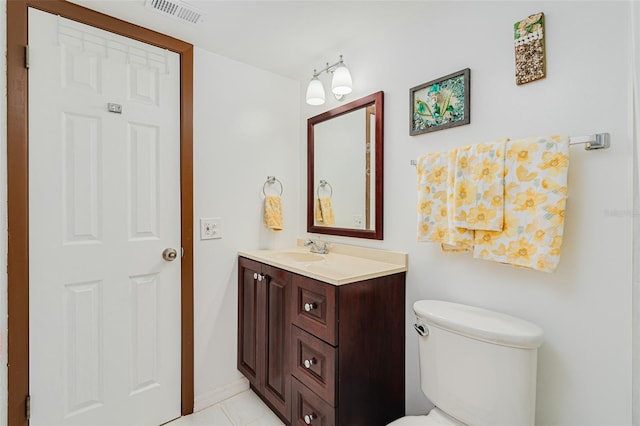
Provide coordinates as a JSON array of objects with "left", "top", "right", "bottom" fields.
[
  {"left": 237, "top": 257, "right": 291, "bottom": 423},
  {"left": 262, "top": 264, "right": 292, "bottom": 421},
  {"left": 237, "top": 258, "right": 262, "bottom": 388}
]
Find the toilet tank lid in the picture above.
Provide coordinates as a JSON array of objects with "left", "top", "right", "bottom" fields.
[{"left": 413, "top": 300, "right": 544, "bottom": 349}]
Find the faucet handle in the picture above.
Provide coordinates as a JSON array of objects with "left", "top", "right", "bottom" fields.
[{"left": 304, "top": 238, "right": 329, "bottom": 254}]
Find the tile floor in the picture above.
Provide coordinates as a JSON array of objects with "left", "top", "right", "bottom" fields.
[{"left": 168, "top": 390, "right": 285, "bottom": 426}]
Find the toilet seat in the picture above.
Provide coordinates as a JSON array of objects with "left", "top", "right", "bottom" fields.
[{"left": 387, "top": 408, "right": 466, "bottom": 425}]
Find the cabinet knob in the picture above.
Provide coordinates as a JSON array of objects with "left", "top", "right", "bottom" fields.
[
  {"left": 253, "top": 273, "right": 258, "bottom": 280},
  {"left": 303, "top": 358, "right": 316, "bottom": 369},
  {"left": 304, "top": 302, "right": 317, "bottom": 312},
  {"left": 304, "top": 413, "right": 316, "bottom": 424},
  {"left": 257, "top": 274, "right": 265, "bottom": 282}
]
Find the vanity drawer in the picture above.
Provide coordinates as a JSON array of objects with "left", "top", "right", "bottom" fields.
[
  {"left": 291, "top": 377, "right": 335, "bottom": 426},
  {"left": 292, "top": 275, "right": 337, "bottom": 346},
  {"left": 291, "top": 325, "right": 336, "bottom": 405}
]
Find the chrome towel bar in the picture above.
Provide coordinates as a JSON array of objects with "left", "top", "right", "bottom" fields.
[{"left": 410, "top": 132, "right": 610, "bottom": 166}]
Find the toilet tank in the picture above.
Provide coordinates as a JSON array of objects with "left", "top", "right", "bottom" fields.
[{"left": 414, "top": 300, "right": 544, "bottom": 426}]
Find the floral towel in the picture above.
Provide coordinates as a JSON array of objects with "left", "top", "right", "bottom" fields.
[
  {"left": 264, "top": 195, "right": 283, "bottom": 231},
  {"left": 443, "top": 148, "right": 474, "bottom": 251},
  {"left": 417, "top": 150, "right": 473, "bottom": 248},
  {"left": 453, "top": 139, "right": 508, "bottom": 231},
  {"left": 473, "top": 135, "right": 569, "bottom": 272}
]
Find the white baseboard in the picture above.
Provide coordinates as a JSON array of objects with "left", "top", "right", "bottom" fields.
[{"left": 193, "top": 377, "right": 250, "bottom": 412}]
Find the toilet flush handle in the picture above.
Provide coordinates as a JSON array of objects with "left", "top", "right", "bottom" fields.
[{"left": 414, "top": 323, "right": 429, "bottom": 337}]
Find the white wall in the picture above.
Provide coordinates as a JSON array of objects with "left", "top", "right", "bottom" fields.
[
  {"left": 192, "top": 47, "right": 300, "bottom": 408},
  {"left": 632, "top": 1, "right": 640, "bottom": 424},
  {"left": 301, "top": 2, "right": 633, "bottom": 424}
]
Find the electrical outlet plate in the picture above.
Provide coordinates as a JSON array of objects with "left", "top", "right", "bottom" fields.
[{"left": 200, "top": 217, "right": 222, "bottom": 240}]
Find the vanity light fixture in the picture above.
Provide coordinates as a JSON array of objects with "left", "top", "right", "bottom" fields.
[{"left": 305, "top": 55, "right": 353, "bottom": 105}]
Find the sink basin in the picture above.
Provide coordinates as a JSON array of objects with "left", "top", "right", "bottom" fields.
[{"left": 269, "top": 251, "right": 324, "bottom": 262}]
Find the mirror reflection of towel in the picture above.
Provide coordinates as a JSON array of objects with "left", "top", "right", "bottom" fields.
[
  {"left": 316, "top": 197, "right": 335, "bottom": 226},
  {"left": 264, "top": 195, "right": 283, "bottom": 231},
  {"left": 315, "top": 199, "right": 324, "bottom": 223}
]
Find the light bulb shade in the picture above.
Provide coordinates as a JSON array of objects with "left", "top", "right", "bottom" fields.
[
  {"left": 331, "top": 64, "right": 352, "bottom": 95},
  {"left": 306, "top": 77, "right": 325, "bottom": 105}
]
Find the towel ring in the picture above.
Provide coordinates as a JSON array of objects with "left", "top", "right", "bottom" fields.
[
  {"left": 317, "top": 179, "right": 333, "bottom": 198},
  {"left": 263, "top": 176, "right": 283, "bottom": 196}
]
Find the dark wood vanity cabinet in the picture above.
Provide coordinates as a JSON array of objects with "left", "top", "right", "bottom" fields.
[
  {"left": 238, "top": 256, "right": 406, "bottom": 426},
  {"left": 238, "top": 257, "right": 292, "bottom": 422}
]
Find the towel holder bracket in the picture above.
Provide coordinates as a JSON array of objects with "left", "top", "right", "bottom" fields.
[
  {"left": 263, "top": 176, "right": 283, "bottom": 196},
  {"left": 317, "top": 179, "right": 333, "bottom": 198},
  {"left": 569, "top": 133, "right": 610, "bottom": 150}
]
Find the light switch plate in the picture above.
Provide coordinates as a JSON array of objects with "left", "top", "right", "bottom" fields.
[{"left": 200, "top": 217, "right": 222, "bottom": 240}]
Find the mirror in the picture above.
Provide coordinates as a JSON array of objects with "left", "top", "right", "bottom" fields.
[{"left": 307, "top": 91, "right": 383, "bottom": 239}]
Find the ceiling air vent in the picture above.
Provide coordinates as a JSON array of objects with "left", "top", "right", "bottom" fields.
[{"left": 145, "top": 0, "right": 203, "bottom": 25}]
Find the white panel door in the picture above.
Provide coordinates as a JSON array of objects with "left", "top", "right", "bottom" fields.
[{"left": 28, "top": 8, "right": 182, "bottom": 425}]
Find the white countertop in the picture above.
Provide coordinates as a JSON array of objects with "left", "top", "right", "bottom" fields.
[{"left": 238, "top": 240, "right": 408, "bottom": 285}]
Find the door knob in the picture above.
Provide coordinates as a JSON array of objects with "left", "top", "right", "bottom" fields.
[{"left": 162, "top": 248, "right": 178, "bottom": 261}]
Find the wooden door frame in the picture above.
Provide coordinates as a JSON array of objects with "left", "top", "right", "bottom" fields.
[{"left": 6, "top": 1, "right": 194, "bottom": 424}]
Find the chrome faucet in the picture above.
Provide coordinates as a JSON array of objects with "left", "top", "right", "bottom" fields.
[{"left": 304, "top": 238, "right": 328, "bottom": 254}]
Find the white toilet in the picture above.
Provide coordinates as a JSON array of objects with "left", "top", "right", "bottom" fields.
[{"left": 389, "top": 300, "right": 544, "bottom": 426}]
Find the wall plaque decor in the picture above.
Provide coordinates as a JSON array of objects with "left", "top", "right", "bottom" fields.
[
  {"left": 514, "top": 12, "right": 546, "bottom": 85},
  {"left": 410, "top": 68, "right": 470, "bottom": 135}
]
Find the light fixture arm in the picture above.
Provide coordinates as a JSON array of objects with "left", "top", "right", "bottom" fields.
[{"left": 312, "top": 55, "right": 345, "bottom": 78}]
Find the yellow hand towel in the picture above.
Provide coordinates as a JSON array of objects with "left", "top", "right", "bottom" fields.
[
  {"left": 315, "top": 199, "right": 324, "bottom": 223},
  {"left": 318, "top": 197, "right": 335, "bottom": 226},
  {"left": 453, "top": 139, "right": 508, "bottom": 231},
  {"left": 473, "top": 135, "right": 569, "bottom": 272},
  {"left": 264, "top": 195, "right": 283, "bottom": 231},
  {"left": 417, "top": 150, "right": 473, "bottom": 249}
]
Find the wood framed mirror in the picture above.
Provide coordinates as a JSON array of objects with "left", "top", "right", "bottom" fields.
[{"left": 307, "top": 91, "right": 384, "bottom": 239}]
